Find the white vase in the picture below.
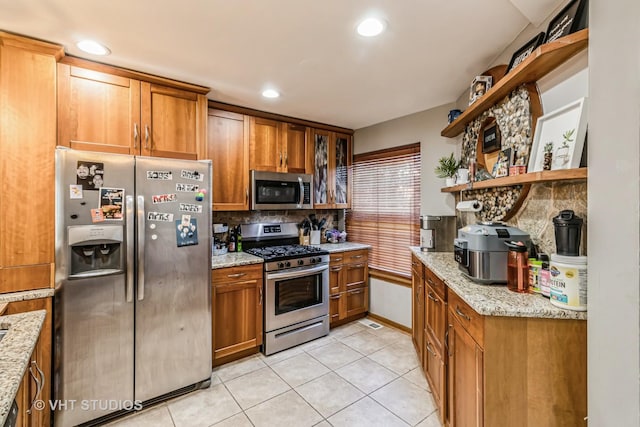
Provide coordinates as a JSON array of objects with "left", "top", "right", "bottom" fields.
[{"left": 445, "top": 177, "right": 456, "bottom": 187}]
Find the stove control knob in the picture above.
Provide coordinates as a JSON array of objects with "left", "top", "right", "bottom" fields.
[
  {"left": 298, "top": 259, "right": 304, "bottom": 266},
  {"left": 315, "top": 257, "right": 322, "bottom": 263},
  {"left": 278, "top": 262, "right": 285, "bottom": 268},
  {"left": 310, "top": 258, "right": 316, "bottom": 264},
  {"left": 286, "top": 261, "right": 291, "bottom": 267}
]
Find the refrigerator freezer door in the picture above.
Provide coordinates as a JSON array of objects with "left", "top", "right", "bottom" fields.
[
  {"left": 54, "top": 148, "right": 135, "bottom": 427},
  {"left": 133, "top": 157, "right": 212, "bottom": 402}
]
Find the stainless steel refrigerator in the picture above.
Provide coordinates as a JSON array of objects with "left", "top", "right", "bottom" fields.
[{"left": 54, "top": 147, "right": 212, "bottom": 427}]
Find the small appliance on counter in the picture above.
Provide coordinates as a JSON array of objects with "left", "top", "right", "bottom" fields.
[
  {"left": 454, "top": 222, "right": 530, "bottom": 284},
  {"left": 420, "top": 215, "right": 456, "bottom": 252}
]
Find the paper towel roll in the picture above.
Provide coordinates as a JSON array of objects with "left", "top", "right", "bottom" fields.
[{"left": 456, "top": 200, "right": 482, "bottom": 212}]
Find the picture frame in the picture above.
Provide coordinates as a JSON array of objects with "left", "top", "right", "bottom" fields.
[
  {"left": 492, "top": 148, "right": 512, "bottom": 178},
  {"left": 527, "top": 97, "right": 588, "bottom": 172},
  {"left": 481, "top": 119, "right": 501, "bottom": 153},
  {"left": 469, "top": 75, "right": 492, "bottom": 105},
  {"left": 545, "top": 0, "right": 588, "bottom": 43},
  {"left": 506, "top": 32, "right": 546, "bottom": 74}
]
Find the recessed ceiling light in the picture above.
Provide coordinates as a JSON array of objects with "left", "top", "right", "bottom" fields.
[
  {"left": 262, "top": 89, "right": 280, "bottom": 99},
  {"left": 76, "top": 40, "right": 111, "bottom": 56},
  {"left": 357, "top": 18, "right": 385, "bottom": 37}
]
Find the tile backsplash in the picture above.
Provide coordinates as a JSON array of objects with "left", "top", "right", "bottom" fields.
[{"left": 213, "top": 210, "right": 340, "bottom": 231}]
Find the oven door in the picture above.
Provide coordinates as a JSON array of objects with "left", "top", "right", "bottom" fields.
[{"left": 265, "top": 264, "right": 329, "bottom": 332}]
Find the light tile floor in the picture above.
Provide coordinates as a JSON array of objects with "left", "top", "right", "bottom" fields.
[{"left": 106, "top": 318, "right": 443, "bottom": 427}]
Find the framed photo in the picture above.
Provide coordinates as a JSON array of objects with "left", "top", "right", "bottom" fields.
[
  {"left": 492, "top": 148, "right": 512, "bottom": 178},
  {"left": 506, "top": 32, "right": 546, "bottom": 74},
  {"left": 527, "top": 97, "right": 588, "bottom": 172},
  {"left": 482, "top": 119, "right": 501, "bottom": 153},
  {"left": 469, "top": 75, "right": 492, "bottom": 105},
  {"left": 545, "top": 0, "right": 588, "bottom": 43}
]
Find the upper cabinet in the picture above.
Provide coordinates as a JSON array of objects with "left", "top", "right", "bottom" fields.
[
  {"left": 312, "top": 129, "right": 352, "bottom": 209},
  {"left": 57, "top": 59, "right": 208, "bottom": 160},
  {"left": 0, "top": 32, "right": 63, "bottom": 293},
  {"left": 249, "top": 117, "right": 309, "bottom": 173},
  {"left": 208, "top": 109, "right": 250, "bottom": 211}
]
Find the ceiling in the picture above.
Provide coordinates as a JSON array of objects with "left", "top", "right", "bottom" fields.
[{"left": 0, "top": 0, "right": 562, "bottom": 129}]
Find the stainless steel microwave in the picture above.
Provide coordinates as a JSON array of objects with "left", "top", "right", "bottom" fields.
[{"left": 250, "top": 170, "right": 313, "bottom": 210}]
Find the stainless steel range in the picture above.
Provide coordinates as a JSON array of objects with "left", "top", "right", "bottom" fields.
[{"left": 243, "top": 223, "right": 330, "bottom": 355}]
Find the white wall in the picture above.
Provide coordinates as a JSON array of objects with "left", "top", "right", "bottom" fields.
[
  {"left": 588, "top": 0, "right": 640, "bottom": 424},
  {"left": 369, "top": 278, "right": 412, "bottom": 328}
]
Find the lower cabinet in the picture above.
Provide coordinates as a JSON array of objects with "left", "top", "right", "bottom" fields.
[
  {"left": 411, "top": 254, "right": 424, "bottom": 361},
  {"left": 412, "top": 260, "right": 587, "bottom": 427},
  {"left": 212, "top": 264, "right": 263, "bottom": 366},
  {"left": 329, "top": 249, "right": 369, "bottom": 327},
  {"left": 5, "top": 297, "right": 52, "bottom": 427}
]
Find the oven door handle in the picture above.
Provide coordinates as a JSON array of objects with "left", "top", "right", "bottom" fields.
[{"left": 267, "top": 264, "right": 328, "bottom": 281}]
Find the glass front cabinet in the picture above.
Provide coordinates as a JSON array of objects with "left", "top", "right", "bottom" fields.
[{"left": 312, "top": 129, "right": 351, "bottom": 209}]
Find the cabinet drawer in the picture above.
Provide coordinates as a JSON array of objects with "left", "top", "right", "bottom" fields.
[
  {"left": 330, "top": 251, "right": 345, "bottom": 265},
  {"left": 448, "top": 290, "right": 484, "bottom": 348},
  {"left": 411, "top": 254, "right": 424, "bottom": 280},
  {"left": 346, "top": 287, "right": 368, "bottom": 317},
  {"left": 329, "top": 292, "right": 344, "bottom": 324},
  {"left": 345, "top": 249, "right": 368, "bottom": 264},
  {"left": 345, "top": 263, "right": 367, "bottom": 290},
  {"left": 212, "top": 264, "right": 263, "bottom": 285},
  {"left": 424, "top": 267, "right": 446, "bottom": 300}
]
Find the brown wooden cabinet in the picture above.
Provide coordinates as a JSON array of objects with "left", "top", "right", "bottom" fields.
[
  {"left": 212, "top": 264, "right": 263, "bottom": 366},
  {"left": 6, "top": 297, "right": 53, "bottom": 427},
  {"left": 207, "top": 109, "right": 250, "bottom": 211},
  {"left": 328, "top": 249, "right": 368, "bottom": 327},
  {"left": 0, "top": 32, "right": 61, "bottom": 294},
  {"left": 312, "top": 129, "right": 351, "bottom": 209},
  {"left": 411, "top": 255, "right": 425, "bottom": 363},
  {"left": 58, "top": 58, "right": 208, "bottom": 160},
  {"left": 249, "top": 117, "right": 309, "bottom": 174}
]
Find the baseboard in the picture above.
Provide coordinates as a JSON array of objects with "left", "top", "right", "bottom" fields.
[{"left": 367, "top": 312, "right": 411, "bottom": 334}]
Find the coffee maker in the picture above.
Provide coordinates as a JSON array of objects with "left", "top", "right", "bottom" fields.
[{"left": 420, "top": 215, "right": 456, "bottom": 252}]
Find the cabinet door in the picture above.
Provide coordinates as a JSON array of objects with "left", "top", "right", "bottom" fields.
[
  {"left": 207, "top": 109, "right": 250, "bottom": 211},
  {"left": 312, "top": 129, "right": 331, "bottom": 208},
  {"left": 345, "top": 262, "right": 367, "bottom": 291},
  {"left": 58, "top": 64, "right": 141, "bottom": 155},
  {"left": 448, "top": 313, "right": 484, "bottom": 427},
  {"left": 249, "top": 117, "right": 281, "bottom": 172},
  {"left": 411, "top": 257, "right": 424, "bottom": 357},
  {"left": 334, "top": 133, "right": 351, "bottom": 208},
  {"left": 141, "top": 82, "right": 204, "bottom": 160},
  {"left": 346, "top": 286, "right": 368, "bottom": 317},
  {"left": 329, "top": 292, "right": 345, "bottom": 324},
  {"left": 282, "top": 123, "right": 308, "bottom": 173},
  {"left": 329, "top": 263, "right": 345, "bottom": 295},
  {"left": 425, "top": 331, "right": 446, "bottom": 425},
  {"left": 0, "top": 35, "right": 58, "bottom": 293},
  {"left": 213, "top": 279, "right": 263, "bottom": 362},
  {"left": 426, "top": 284, "right": 447, "bottom": 352}
]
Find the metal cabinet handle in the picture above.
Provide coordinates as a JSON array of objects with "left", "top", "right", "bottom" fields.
[
  {"left": 285, "top": 154, "right": 288, "bottom": 168},
  {"left": 349, "top": 263, "right": 365, "bottom": 269},
  {"left": 416, "top": 285, "right": 422, "bottom": 300},
  {"left": 259, "top": 286, "right": 263, "bottom": 305},
  {"left": 227, "top": 273, "right": 246, "bottom": 278},
  {"left": 455, "top": 306, "right": 471, "bottom": 321},
  {"left": 351, "top": 255, "right": 364, "bottom": 260},
  {"left": 426, "top": 342, "right": 436, "bottom": 357},
  {"left": 330, "top": 266, "right": 343, "bottom": 272},
  {"left": 445, "top": 324, "right": 450, "bottom": 353},
  {"left": 426, "top": 277, "right": 435, "bottom": 286},
  {"left": 330, "top": 294, "right": 341, "bottom": 300},
  {"left": 246, "top": 188, "right": 249, "bottom": 202},
  {"left": 427, "top": 291, "right": 439, "bottom": 303},
  {"left": 447, "top": 324, "right": 454, "bottom": 357},
  {"left": 279, "top": 152, "right": 283, "bottom": 166},
  {"left": 333, "top": 257, "right": 343, "bottom": 262},
  {"left": 133, "top": 123, "right": 139, "bottom": 148},
  {"left": 144, "top": 125, "right": 150, "bottom": 149},
  {"left": 27, "top": 361, "right": 44, "bottom": 415},
  {"left": 350, "top": 289, "right": 364, "bottom": 295}
]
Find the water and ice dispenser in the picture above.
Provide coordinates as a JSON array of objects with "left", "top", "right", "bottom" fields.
[{"left": 67, "top": 225, "right": 124, "bottom": 278}]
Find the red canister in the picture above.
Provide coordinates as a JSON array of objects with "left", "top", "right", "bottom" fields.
[{"left": 505, "top": 241, "right": 529, "bottom": 293}]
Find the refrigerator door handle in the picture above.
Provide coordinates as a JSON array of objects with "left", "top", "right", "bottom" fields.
[
  {"left": 125, "top": 195, "right": 135, "bottom": 302},
  {"left": 137, "top": 195, "right": 146, "bottom": 301}
]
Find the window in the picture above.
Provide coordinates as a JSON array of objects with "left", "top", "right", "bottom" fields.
[{"left": 346, "top": 143, "right": 420, "bottom": 278}]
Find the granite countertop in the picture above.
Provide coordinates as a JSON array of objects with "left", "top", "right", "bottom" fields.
[
  {"left": 211, "top": 252, "right": 264, "bottom": 269},
  {"left": 0, "top": 310, "right": 46, "bottom": 425},
  {"left": 410, "top": 247, "right": 587, "bottom": 320},
  {"left": 315, "top": 242, "right": 372, "bottom": 253},
  {"left": 0, "top": 289, "right": 54, "bottom": 304}
]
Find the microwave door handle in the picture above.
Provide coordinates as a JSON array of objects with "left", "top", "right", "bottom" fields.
[{"left": 298, "top": 176, "right": 304, "bottom": 207}]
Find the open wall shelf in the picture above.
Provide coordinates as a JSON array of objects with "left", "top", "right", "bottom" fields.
[
  {"left": 440, "top": 168, "right": 587, "bottom": 193},
  {"left": 441, "top": 29, "right": 589, "bottom": 138}
]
